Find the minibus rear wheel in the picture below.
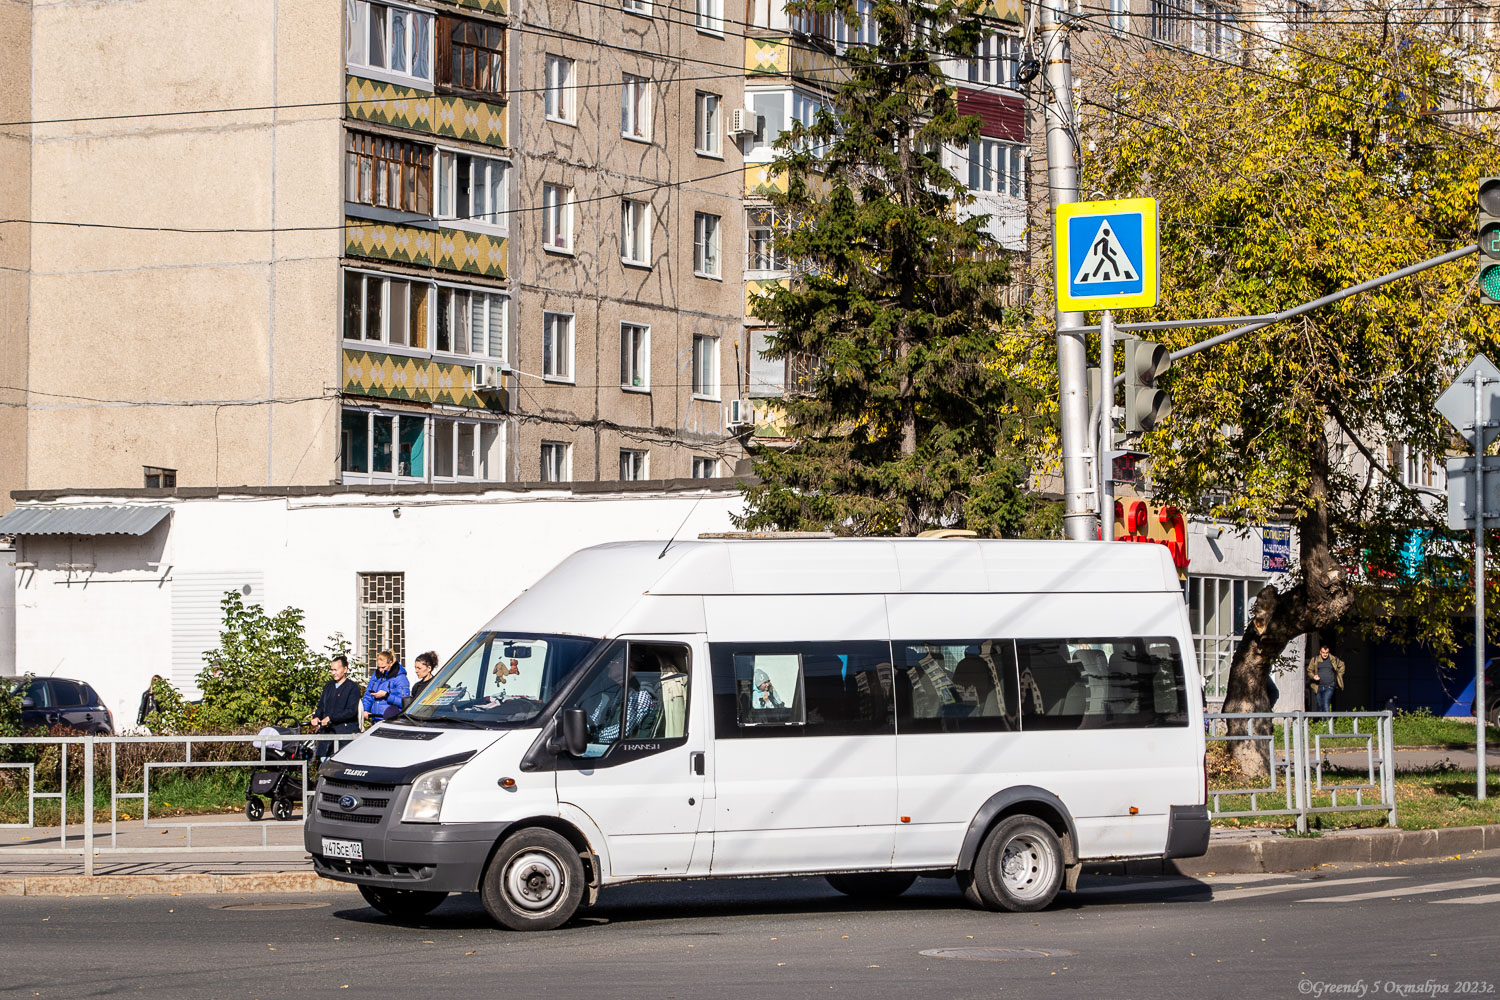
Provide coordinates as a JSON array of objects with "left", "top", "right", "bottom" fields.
[
  {"left": 824, "top": 872, "right": 918, "bottom": 899},
  {"left": 357, "top": 885, "right": 448, "bottom": 918},
  {"left": 481, "top": 828, "right": 586, "bottom": 931},
  {"left": 959, "top": 815, "right": 1064, "bottom": 913}
]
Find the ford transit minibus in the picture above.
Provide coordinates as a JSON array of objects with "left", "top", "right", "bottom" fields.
[{"left": 306, "top": 538, "right": 1209, "bottom": 929}]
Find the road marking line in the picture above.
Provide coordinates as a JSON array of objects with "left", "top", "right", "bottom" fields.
[
  {"left": 1299, "top": 877, "right": 1500, "bottom": 903},
  {"left": 1431, "top": 892, "right": 1500, "bottom": 905},
  {"left": 1216, "top": 877, "right": 1398, "bottom": 899}
]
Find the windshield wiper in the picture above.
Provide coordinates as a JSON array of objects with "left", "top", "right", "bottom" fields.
[{"left": 411, "top": 714, "right": 492, "bottom": 730}]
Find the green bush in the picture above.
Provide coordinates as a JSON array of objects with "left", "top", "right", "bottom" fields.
[{"left": 0, "top": 673, "right": 31, "bottom": 739}]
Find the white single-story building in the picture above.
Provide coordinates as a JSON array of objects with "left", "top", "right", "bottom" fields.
[{"left": 1, "top": 480, "right": 745, "bottom": 728}]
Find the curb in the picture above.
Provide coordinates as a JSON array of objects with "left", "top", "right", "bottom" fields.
[
  {"left": 0, "top": 872, "right": 359, "bottom": 897},
  {"left": 1088, "top": 823, "right": 1500, "bottom": 878}
]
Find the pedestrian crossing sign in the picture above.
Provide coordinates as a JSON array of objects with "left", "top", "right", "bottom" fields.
[{"left": 1055, "top": 198, "right": 1159, "bottom": 311}]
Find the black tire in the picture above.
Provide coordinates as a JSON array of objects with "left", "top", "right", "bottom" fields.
[
  {"left": 825, "top": 872, "right": 918, "bottom": 898},
  {"left": 358, "top": 884, "right": 448, "bottom": 918},
  {"left": 1488, "top": 702, "right": 1500, "bottom": 730},
  {"left": 959, "top": 815, "right": 1065, "bottom": 913},
  {"left": 244, "top": 797, "right": 264, "bottom": 821},
  {"left": 271, "top": 797, "right": 295, "bottom": 821},
  {"left": 480, "top": 828, "right": 586, "bottom": 931}
]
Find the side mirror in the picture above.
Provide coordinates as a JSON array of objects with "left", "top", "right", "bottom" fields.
[
  {"left": 21, "top": 698, "right": 35, "bottom": 710},
  {"left": 561, "top": 708, "right": 589, "bottom": 757}
]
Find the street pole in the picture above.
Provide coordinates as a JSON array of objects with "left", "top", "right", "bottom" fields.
[
  {"left": 1041, "top": 0, "right": 1091, "bottom": 541},
  {"left": 1477, "top": 373, "right": 1489, "bottom": 802},
  {"left": 1098, "top": 309, "right": 1115, "bottom": 532}
]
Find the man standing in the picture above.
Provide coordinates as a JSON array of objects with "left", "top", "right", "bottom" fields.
[
  {"left": 310, "top": 655, "right": 361, "bottom": 757},
  {"left": 136, "top": 675, "right": 164, "bottom": 730},
  {"left": 1306, "top": 643, "right": 1345, "bottom": 713}
]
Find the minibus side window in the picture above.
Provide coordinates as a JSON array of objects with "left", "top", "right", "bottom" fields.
[
  {"left": 1016, "top": 636, "right": 1188, "bottom": 730},
  {"left": 892, "top": 640, "right": 1019, "bottom": 734},
  {"left": 560, "top": 641, "right": 694, "bottom": 755},
  {"left": 708, "top": 642, "right": 893, "bottom": 738}
]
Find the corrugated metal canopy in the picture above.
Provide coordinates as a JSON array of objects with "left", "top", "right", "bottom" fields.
[{"left": 0, "top": 505, "right": 170, "bottom": 537}]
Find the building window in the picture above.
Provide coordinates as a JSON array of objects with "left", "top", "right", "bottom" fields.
[
  {"left": 1187, "top": 576, "right": 1263, "bottom": 701},
  {"left": 966, "top": 138, "right": 1025, "bottom": 198},
  {"left": 621, "top": 73, "right": 651, "bottom": 141},
  {"left": 621, "top": 199, "right": 651, "bottom": 265},
  {"left": 693, "top": 212, "right": 721, "bottom": 277},
  {"left": 968, "top": 31, "right": 1021, "bottom": 88},
  {"left": 542, "top": 312, "right": 575, "bottom": 381},
  {"left": 358, "top": 572, "right": 406, "bottom": 669},
  {"left": 437, "top": 151, "right": 508, "bottom": 230},
  {"left": 843, "top": 0, "right": 877, "bottom": 47},
  {"left": 438, "top": 16, "right": 505, "bottom": 98},
  {"left": 143, "top": 466, "right": 177, "bottom": 489},
  {"left": 692, "top": 334, "right": 719, "bottom": 398},
  {"left": 692, "top": 456, "right": 718, "bottom": 478},
  {"left": 620, "top": 449, "right": 649, "bottom": 481},
  {"left": 695, "top": 92, "right": 722, "bottom": 156},
  {"left": 435, "top": 286, "right": 506, "bottom": 358},
  {"left": 622, "top": 0, "right": 651, "bottom": 13},
  {"left": 346, "top": 1, "right": 433, "bottom": 83},
  {"left": 1286, "top": 0, "right": 1313, "bottom": 29},
  {"left": 431, "top": 417, "right": 503, "bottom": 480},
  {"left": 695, "top": 0, "right": 724, "bottom": 34},
  {"left": 746, "top": 207, "right": 786, "bottom": 272},
  {"left": 620, "top": 322, "right": 650, "bottom": 390},
  {"left": 542, "top": 182, "right": 573, "bottom": 252},
  {"left": 346, "top": 132, "right": 433, "bottom": 215},
  {"left": 341, "top": 409, "right": 427, "bottom": 479},
  {"left": 544, "top": 54, "right": 575, "bottom": 123},
  {"left": 343, "top": 270, "right": 430, "bottom": 348},
  {"left": 1109, "top": 0, "right": 1129, "bottom": 32},
  {"left": 540, "top": 441, "right": 571, "bottom": 482},
  {"left": 791, "top": 5, "right": 835, "bottom": 44},
  {"left": 1153, "top": 0, "right": 1238, "bottom": 55}
]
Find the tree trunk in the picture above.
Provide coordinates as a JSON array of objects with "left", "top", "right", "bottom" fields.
[{"left": 1221, "top": 423, "right": 1353, "bottom": 776}]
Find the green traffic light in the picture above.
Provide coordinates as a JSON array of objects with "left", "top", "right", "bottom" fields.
[{"left": 1483, "top": 264, "right": 1500, "bottom": 300}]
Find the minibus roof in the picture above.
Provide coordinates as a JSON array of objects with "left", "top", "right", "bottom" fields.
[{"left": 482, "top": 538, "right": 1183, "bottom": 639}]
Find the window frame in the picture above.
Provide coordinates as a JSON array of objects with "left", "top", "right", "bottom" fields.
[
  {"left": 965, "top": 137, "right": 1025, "bottom": 198},
  {"left": 436, "top": 13, "right": 506, "bottom": 100},
  {"left": 694, "top": 91, "right": 723, "bottom": 157},
  {"left": 541, "top": 311, "right": 576, "bottom": 383},
  {"left": 541, "top": 182, "right": 574, "bottom": 253},
  {"left": 341, "top": 407, "right": 432, "bottom": 481},
  {"left": 692, "top": 456, "right": 718, "bottom": 478},
  {"left": 620, "top": 198, "right": 652, "bottom": 267},
  {"left": 692, "top": 211, "right": 722, "bottom": 278},
  {"left": 695, "top": 0, "right": 725, "bottom": 35},
  {"left": 435, "top": 148, "right": 510, "bottom": 233},
  {"left": 621, "top": 0, "right": 652, "bottom": 15},
  {"left": 620, "top": 322, "right": 651, "bottom": 392},
  {"left": 746, "top": 206, "right": 787, "bottom": 273},
  {"left": 346, "top": 130, "right": 434, "bottom": 216},
  {"left": 619, "top": 448, "right": 649, "bottom": 481},
  {"left": 621, "top": 73, "right": 652, "bottom": 143},
  {"left": 346, "top": 0, "right": 435, "bottom": 87},
  {"left": 691, "top": 333, "right": 720, "bottom": 400},
  {"left": 708, "top": 641, "right": 895, "bottom": 739},
  {"left": 544, "top": 54, "right": 576, "bottom": 124},
  {"left": 540, "top": 440, "right": 572, "bottom": 482}
]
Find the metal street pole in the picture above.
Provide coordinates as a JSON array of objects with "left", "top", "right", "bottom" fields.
[
  {"left": 1041, "top": 0, "right": 1091, "bottom": 540},
  {"left": 1098, "top": 310, "right": 1115, "bottom": 531},
  {"left": 1477, "top": 373, "right": 1489, "bottom": 802}
]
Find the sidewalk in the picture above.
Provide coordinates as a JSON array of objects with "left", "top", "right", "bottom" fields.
[{"left": 1327, "top": 746, "right": 1500, "bottom": 771}]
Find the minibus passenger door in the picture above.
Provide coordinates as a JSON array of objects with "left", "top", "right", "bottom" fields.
[{"left": 553, "top": 638, "right": 707, "bottom": 878}]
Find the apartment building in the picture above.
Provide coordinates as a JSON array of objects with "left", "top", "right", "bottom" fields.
[{"left": 0, "top": 0, "right": 756, "bottom": 511}]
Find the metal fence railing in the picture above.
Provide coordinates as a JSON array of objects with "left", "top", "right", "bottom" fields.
[
  {"left": 0, "top": 732, "right": 354, "bottom": 875},
  {"left": 1205, "top": 711, "right": 1397, "bottom": 834}
]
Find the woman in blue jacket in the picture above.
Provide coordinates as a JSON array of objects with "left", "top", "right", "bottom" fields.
[{"left": 361, "top": 650, "right": 411, "bottom": 726}]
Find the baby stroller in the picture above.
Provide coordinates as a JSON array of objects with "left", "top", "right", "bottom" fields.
[{"left": 246, "top": 718, "right": 314, "bottom": 821}]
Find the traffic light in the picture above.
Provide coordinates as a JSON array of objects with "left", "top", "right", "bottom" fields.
[
  {"left": 1479, "top": 177, "right": 1500, "bottom": 305},
  {"left": 1123, "top": 338, "right": 1172, "bottom": 433}
]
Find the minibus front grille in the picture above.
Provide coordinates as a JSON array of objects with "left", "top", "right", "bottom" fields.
[
  {"left": 320, "top": 791, "right": 391, "bottom": 809},
  {"left": 322, "top": 776, "right": 397, "bottom": 793},
  {"left": 319, "top": 809, "right": 382, "bottom": 824}
]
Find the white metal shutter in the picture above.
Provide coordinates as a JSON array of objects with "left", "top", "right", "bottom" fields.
[{"left": 170, "top": 571, "right": 264, "bottom": 700}]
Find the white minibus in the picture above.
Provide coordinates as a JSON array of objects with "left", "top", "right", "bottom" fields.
[{"left": 305, "top": 538, "right": 1209, "bottom": 929}]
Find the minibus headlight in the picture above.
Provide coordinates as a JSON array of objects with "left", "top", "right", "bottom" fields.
[{"left": 402, "top": 764, "right": 463, "bottom": 823}]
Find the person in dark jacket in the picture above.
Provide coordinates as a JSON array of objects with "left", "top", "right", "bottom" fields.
[
  {"left": 136, "top": 675, "right": 164, "bottom": 729},
  {"left": 410, "top": 651, "right": 439, "bottom": 704},
  {"left": 310, "top": 655, "right": 362, "bottom": 756},
  {"left": 361, "top": 650, "right": 411, "bottom": 725}
]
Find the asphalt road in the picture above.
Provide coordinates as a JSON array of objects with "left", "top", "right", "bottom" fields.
[{"left": 4, "top": 852, "right": 1499, "bottom": 1000}]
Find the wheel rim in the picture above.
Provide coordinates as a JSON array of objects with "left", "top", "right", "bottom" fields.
[
  {"left": 998, "top": 833, "right": 1057, "bottom": 900},
  {"left": 505, "top": 850, "right": 565, "bottom": 911}
]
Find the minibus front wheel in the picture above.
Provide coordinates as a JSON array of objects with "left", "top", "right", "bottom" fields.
[
  {"left": 480, "top": 828, "right": 586, "bottom": 931},
  {"left": 958, "top": 815, "right": 1064, "bottom": 913}
]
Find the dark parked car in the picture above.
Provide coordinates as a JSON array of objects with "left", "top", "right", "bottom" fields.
[{"left": 13, "top": 677, "right": 115, "bottom": 734}]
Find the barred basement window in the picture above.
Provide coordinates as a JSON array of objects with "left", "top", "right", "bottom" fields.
[{"left": 358, "top": 572, "right": 406, "bottom": 669}]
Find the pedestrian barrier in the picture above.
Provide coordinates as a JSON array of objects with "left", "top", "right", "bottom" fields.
[
  {"left": 1205, "top": 711, "right": 1397, "bottom": 834},
  {"left": 0, "top": 732, "right": 354, "bottom": 875}
]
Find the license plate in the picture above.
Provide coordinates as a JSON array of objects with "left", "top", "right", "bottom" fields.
[{"left": 322, "top": 838, "right": 363, "bottom": 860}]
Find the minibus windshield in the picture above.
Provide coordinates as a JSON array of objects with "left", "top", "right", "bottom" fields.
[{"left": 402, "top": 632, "right": 599, "bottom": 727}]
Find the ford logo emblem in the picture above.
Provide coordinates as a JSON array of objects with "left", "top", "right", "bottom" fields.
[{"left": 338, "top": 795, "right": 360, "bottom": 811}]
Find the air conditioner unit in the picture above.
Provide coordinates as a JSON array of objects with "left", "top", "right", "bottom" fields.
[
  {"left": 728, "top": 108, "right": 759, "bottom": 137},
  {"left": 471, "top": 363, "right": 508, "bottom": 392},
  {"left": 727, "top": 399, "right": 754, "bottom": 429}
]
